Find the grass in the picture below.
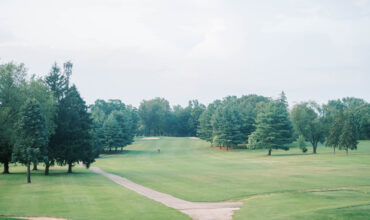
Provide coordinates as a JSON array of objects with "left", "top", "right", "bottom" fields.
[
  {"left": 94, "top": 137, "right": 370, "bottom": 219},
  {"left": 0, "top": 166, "right": 188, "bottom": 220},
  {"left": 1, "top": 138, "right": 370, "bottom": 219}
]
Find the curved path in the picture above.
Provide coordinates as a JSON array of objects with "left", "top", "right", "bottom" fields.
[{"left": 90, "top": 166, "right": 243, "bottom": 220}]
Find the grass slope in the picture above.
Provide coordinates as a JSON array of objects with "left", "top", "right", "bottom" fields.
[
  {"left": 0, "top": 166, "right": 188, "bottom": 220},
  {"left": 95, "top": 137, "right": 370, "bottom": 219}
]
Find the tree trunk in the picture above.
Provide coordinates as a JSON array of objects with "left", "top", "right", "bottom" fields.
[
  {"left": 226, "top": 146, "right": 229, "bottom": 151},
  {"left": 313, "top": 144, "right": 317, "bottom": 154},
  {"left": 32, "top": 162, "right": 38, "bottom": 171},
  {"left": 268, "top": 149, "right": 272, "bottom": 156},
  {"left": 115, "top": 147, "right": 117, "bottom": 152},
  {"left": 121, "top": 147, "right": 123, "bottom": 151},
  {"left": 45, "top": 163, "right": 50, "bottom": 175},
  {"left": 346, "top": 148, "right": 348, "bottom": 156},
  {"left": 27, "top": 162, "right": 31, "bottom": 183},
  {"left": 68, "top": 162, "right": 72, "bottom": 173},
  {"left": 334, "top": 147, "right": 336, "bottom": 154},
  {"left": 3, "top": 161, "right": 10, "bottom": 174}
]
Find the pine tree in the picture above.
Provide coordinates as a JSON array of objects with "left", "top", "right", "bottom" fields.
[
  {"left": 103, "top": 112, "right": 124, "bottom": 152},
  {"left": 44, "top": 62, "right": 72, "bottom": 175},
  {"left": 248, "top": 100, "right": 293, "bottom": 156},
  {"left": 339, "top": 114, "right": 358, "bottom": 155},
  {"left": 54, "top": 86, "right": 94, "bottom": 173},
  {"left": 326, "top": 109, "right": 344, "bottom": 154},
  {"left": 198, "top": 100, "right": 221, "bottom": 143},
  {"left": 211, "top": 104, "right": 243, "bottom": 150},
  {"left": 12, "top": 99, "right": 48, "bottom": 183}
]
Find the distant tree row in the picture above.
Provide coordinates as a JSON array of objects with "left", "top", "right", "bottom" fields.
[
  {"left": 197, "top": 93, "right": 293, "bottom": 154},
  {"left": 133, "top": 94, "right": 368, "bottom": 156},
  {"left": 198, "top": 93, "right": 368, "bottom": 155},
  {"left": 0, "top": 61, "right": 99, "bottom": 182},
  {"left": 137, "top": 98, "right": 205, "bottom": 137},
  {"left": 89, "top": 99, "right": 138, "bottom": 152}
]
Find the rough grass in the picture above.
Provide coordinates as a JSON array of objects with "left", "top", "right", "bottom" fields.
[
  {"left": 95, "top": 138, "right": 370, "bottom": 219},
  {"left": 0, "top": 166, "right": 188, "bottom": 220}
]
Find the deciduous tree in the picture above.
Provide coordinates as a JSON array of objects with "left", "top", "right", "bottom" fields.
[
  {"left": 291, "top": 102, "right": 326, "bottom": 154},
  {"left": 339, "top": 113, "right": 358, "bottom": 155}
]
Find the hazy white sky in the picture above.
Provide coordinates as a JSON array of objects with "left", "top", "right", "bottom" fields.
[{"left": 0, "top": 0, "right": 369, "bottom": 107}]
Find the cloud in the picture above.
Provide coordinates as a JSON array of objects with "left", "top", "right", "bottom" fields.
[{"left": 0, "top": 0, "right": 369, "bottom": 107}]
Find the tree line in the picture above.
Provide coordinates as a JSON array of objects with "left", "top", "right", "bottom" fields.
[
  {"left": 198, "top": 93, "right": 369, "bottom": 155},
  {"left": 0, "top": 62, "right": 100, "bottom": 182},
  {"left": 133, "top": 92, "right": 368, "bottom": 156},
  {"left": 1, "top": 60, "right": 369, "bottom": 182}
]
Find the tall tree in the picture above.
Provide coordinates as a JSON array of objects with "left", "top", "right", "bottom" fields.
[
  {"left": 0, "top": 62, "right": 27, "bottom": 174},
  {"left": 290, "top": 102, "right": 326, "bottom": 154},
  {"left": 12, "top": 99, "right": 48, "bottom": 183},
  {"left": 26, "top": 76, "right": 57, "bottom": 170},
  {"left": 44, "top": 62, "right": 72, "bottom": 175},
  {"left": 326, "top": 109, "right": 344, "bottom": 154},
  {"left": 339, "top": 113, "right": 358, "bottom": 155},
  {"left": 248, "top": 98, "right": 293, "bottom": 156},
  {"left": 54, "top": 86, "right": 94, "bottom": 173}
]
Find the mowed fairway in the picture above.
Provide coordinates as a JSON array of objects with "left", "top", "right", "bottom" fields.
[
  {"left": 94, "top": 137, "right": 370, "bottom": 219},
  {"left": 0, "top": 166, "right": 188, "bottom": 220}
]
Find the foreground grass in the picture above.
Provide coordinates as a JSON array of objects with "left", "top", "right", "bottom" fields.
[
  {"left": 95, "top": 138, "right": 370, "bottom": 219},
  {"left": 0, "top": 166, "right": 188, "bottom": 220}
]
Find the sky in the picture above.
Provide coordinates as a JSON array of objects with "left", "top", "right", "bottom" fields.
[{"left": 0, "top": 0, "right": 369, "bottom": 108}]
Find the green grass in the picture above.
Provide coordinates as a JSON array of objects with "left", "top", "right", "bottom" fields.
[
  {"left": 94, "top": 137, "right": 370, "bottom": 219},
  {"left": 0, "top": 166, "right": 188, "bottom": 220},
  {"left": 1, "top": 138, "right": 370, "bottom": 219}
]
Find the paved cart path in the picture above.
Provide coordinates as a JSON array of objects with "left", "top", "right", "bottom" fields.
[{"left": 90, "top": 166, "right": 243, "bottom": 220}]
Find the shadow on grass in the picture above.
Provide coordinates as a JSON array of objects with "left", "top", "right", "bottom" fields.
[
  {"left": 3, "top": 169, "right": 91, "bottom": 176},
  {"left": 271, "top": 153, "right": 313, "bottom": 157}
]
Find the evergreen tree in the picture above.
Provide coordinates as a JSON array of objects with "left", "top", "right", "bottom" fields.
[
  {"left": 103, "top": 112, "right": 124, "bottom": 152},
  {"left": 248, "top": 100, "right": 293, "bottom": 156},
  {"left": 237, "top": 95, "right": 270, "bottom": 143},
  {"left": 26, "top": 76, "right": 57, "bottom": 170},
  {"left": 339, "top": 113, "right": 358, "bottom": 155},
  {"left": 90, "top": 100, "right": 138, "bottom": 152},
  {"left": 12, "top": 99, "right": 48, "bottom": 183},
  {"left": 198, "top": 100, "right": 221, "bottom": 143},
  {"left": 326, "top": 109, "right": 344, "bottom": 154},
  {"left": 44, "top": 62, "right": 72, "bottom": 175},
  {"left": 54, "top": 86, "right": 94, "bottom": 173},
  {"left": 211, "top": 103, "right": 243, "bottom": 150},
  {"left": 45, "top": 63, "right": 70, "bottom": 101}
]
